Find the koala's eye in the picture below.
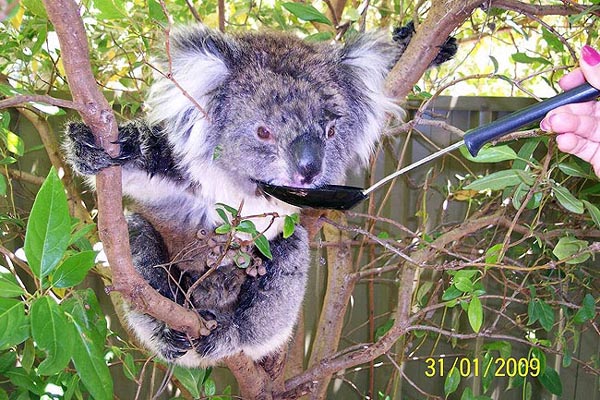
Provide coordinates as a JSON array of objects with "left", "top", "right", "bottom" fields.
[
  {"left": 327, "top": 125, "right": 335, "bottom": 139},
  {"left": 257, "top": 126, "right": 272, "bottom": 140}
]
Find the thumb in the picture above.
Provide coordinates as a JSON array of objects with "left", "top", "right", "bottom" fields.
[{"left": 580, "top": 45, "right": 600, "bottom": 90}]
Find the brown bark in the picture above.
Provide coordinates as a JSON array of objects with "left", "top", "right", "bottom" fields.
[
  {"left": 306, "top": 213, "right": 356, "bottom": 399},
  {"left": 41, "top": 0, "right": 207, "bottom": 338}
]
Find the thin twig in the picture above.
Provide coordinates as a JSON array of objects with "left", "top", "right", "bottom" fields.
[{"left": 0, "top": 94, "right": 80, "bottom": 111}]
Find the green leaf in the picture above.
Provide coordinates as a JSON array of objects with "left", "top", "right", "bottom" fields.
[
  {"left": 5, "top": 130, "right": 24, "bottom": 156},
  {"left": 94, "top": 0, "right": 126, "bottom": 19},
  {"left": 583, "top": 200, "right": 600, "bottom": 229},
  {"left": 216, "top": 208, "right": 229, "bottom": 223},
  {"left": 511, "top": 52, "right": 551, "bottom": 65},
  {"left": 0, "top": 298, "right": 29, "bottom": 350},
  {"left": 0, "top": 351, "right": 16, "bottom": 374},
  {"left": 30, "top": 296, "right": 72, "bottom": 375},
  {"left": 528, "top": 298, "right": 554, "bottom": 332},
  {"left": 254, "top": 234, "right": 272, "bottom": 259},
  {"left": 173, "top": 366, "right": 206, "bottom": 398},
  {"left": 460, "top": 387, "right": 491, "bottom": 400},
  {"left": 305, "top": 31, "right": 334, "bottom": 42},
  {"left": 70, "top": 321, "right": 113, "bottom": 399},
  {"left": 6, "top": 367, "right": 45, "bottom": 396},
  {"left": 553, "top": 237, "right": 590, "bottom": 264},
  {"left": 538, "top": 367, "right": 562, "bottom": 395},
  {"left": 442, "top": 285, "right": 463, "bottom": 301},
  {"left": 0, "top": 156, "right": 17, "bottom": 165},
  {"left": 21, "top": 0, "right": 47, "bottom": 17},
  {"left": 454, "top": 276, "right": 474, "bottom": 293},
  {"left": 485, "top": 243, "right": 503, "bottom": 264},
  {"left": 468, "top": 295, "right": 483, "bottom": 332},
  {"left": 513, "top": 138, "right": 541, "bottom": 170},
  {"left": 236, "top": 220, "right": 258, "bottom": 234},
  {"left": 24, "top": 168, "right": 71, "bottom": 280},
  {"left": 64, "top": 291, "right": 112, "bottom": 400},
  {"left": 481, "top": 352, "right": 496, "bottom": 393},
  {"left": 148, "top": 0, "right": 168, "bottom": 23},
  {"left": 460, "top": 144, "right": 517, "bottom": 163},
  {"left": 62, "top": 289, "right": 107, "bottom": 346},
  {"left": 216, "top": 203, "right": 238, "bottom": 218},
  {"left": 483, "top": 341, "right": 512, "bottom": 359},
  {"left": 552, "top": 185, "right": 584, "bottom": 214},
  {"left": 0, "top": 175, "right": 6, "bottom": 197},
  {"left": 460, "top": 387, "right": 474, "bottom": 400},
  {"left": 122, "top": 353, "right": 138, "bottom": 381},
  {"left": 444, "top": 367, "right": 461, "bottom": 397},
  {"left": 51, "top": 251, "right": 97, "bottom": 288},
  {"left": 69, "top": 223, "right": 96, "bottom": 246},
  {"left": 542, "top": 27, "right": 564, "bottom": 52},
  {"left": 0, "top": 271, "right": 25, "bottom": 297},
  {"left": 465, "top": 169, "right": 534, "bottom": 191},
  {"left": 283, "top": 215, "right": 296, "bottom": 239},
  {"left": 282, "top": 2, "right": 332, "bottom": 25},
  {"left": 215, "top": 223, "right": 231, "bottom": 234},
  {"left": 558, "top": 162, "right": 589, "bottom": 178},
  {"left": 375, "top": 319, "right": 394, "bottom": 340},
  {"left": 573, "top": 293, "right": 596, "bottom": 324},
  {"left": 489, "top": 55, "right": 499, "bottom": 73},
  {"left": 530, "top": 347, "right": 546, "bottom": 373},
  {"left": 204, "top": 378, "right": 217, "bottom": 396}
]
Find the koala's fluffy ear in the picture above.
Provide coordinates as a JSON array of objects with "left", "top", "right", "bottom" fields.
[
  {"left": 339, "top": 32, "right": 399, "bottom": 95},
  {"left": 146, "top": 25, "right": 236, "bottom": 136},
  {"left": 338, "top": 33, "right": 402, "bottom": 164}
]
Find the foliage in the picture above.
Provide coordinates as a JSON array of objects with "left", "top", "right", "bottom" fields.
[{"left": 0, "top": 0, "right": 599, "bottom": 399}]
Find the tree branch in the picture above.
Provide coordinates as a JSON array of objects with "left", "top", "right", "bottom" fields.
[
  {"left": 41, "top": 0, "right": 208, "bottom": 338},
  {"left": 0, "top": 95, "right": 81, "bottom": 111},
  {"left": 491, "top": 0, "right": 586, "bottom": 16}
]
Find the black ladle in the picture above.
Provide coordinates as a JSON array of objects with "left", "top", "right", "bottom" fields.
[{"left": 260, "top": 82, "right": 600, "bottom": 210}]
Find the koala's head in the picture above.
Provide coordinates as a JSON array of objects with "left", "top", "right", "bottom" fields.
[{"left": 146, "top": 25, "right": 402, "bottom": 191}]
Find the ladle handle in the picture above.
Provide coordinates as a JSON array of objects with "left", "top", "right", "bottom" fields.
[{"left": 463, "top": 82, "right": 600, "bottom": 157}]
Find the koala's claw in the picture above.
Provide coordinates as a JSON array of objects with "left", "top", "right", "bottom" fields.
[
  {"left": 64, "top": 122, "right": 138, "bottom": 175},
  {"left": 160, "top": 328, "right": 196, "bottom": 360},
  {"left": 113, "top": 153, "right": 135, "bottom": 162}
]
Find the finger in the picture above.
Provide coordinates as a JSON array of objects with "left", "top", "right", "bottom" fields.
[
  {"left": 558, "top": 133, "right": 600, "bottom": 165},
  {"left": 540, "top": 102, "right": 600, "bottom": 133},
  {"left": 556, "top": 133, "right": 600, "bottom": 176},
  {"left": 580, "top": 46, "right": 600, "bottom": 90},
  {"left": 547, "top": 101, "right": 600, "bottom": 118},
  {"left": 558, "top": 68, "right": 585, "bottom": 91},
  {"left": 543, "top": 112, "right": 600, "bottom": 139}
]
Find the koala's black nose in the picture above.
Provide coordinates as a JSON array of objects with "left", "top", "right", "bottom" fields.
[{"left": 290, "top": 133, "right": 324, "bottom": 185}]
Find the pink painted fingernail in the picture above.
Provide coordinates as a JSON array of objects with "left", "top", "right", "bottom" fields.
[
  {"left": 582, "top": 45, "right": 600, "bottom": 66},
  {"left": 540, "top": 117, "right": 550, "bottom": 131}
]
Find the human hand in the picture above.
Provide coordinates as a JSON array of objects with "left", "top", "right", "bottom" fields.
[{"left": 540, "top": 46, "right": 600, "bottom": 176}]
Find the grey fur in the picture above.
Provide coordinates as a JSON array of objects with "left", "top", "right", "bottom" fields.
[{"left": 63, "top": 23, "right": 455, "bottom": 366}]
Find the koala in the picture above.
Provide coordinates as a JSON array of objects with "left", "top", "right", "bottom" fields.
[{"left": 64, "top": 23, "right": 456, "bottom": 367}]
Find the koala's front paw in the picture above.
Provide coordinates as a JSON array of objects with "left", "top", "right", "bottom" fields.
[
  {"left": 63, "top": 122, "right": 120, "bottom": 175},
  {"left": 432, "top": 36, "right": 458, "bottom": 66},
  {"left": 392, "top": 21, "right": 415, "bottom": 48},
  {"left": 392, "top": 21, "right": 457, "bottom": 67}
]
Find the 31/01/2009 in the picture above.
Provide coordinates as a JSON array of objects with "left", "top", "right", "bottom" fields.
[{"left": 424, "top": 357, "right": 541, "bottom": 378}]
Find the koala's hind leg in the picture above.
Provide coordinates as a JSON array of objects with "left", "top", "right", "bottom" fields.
[
  {"left": 233, "top": 227, "right": 310, "bottom": 360},
  {"left": 123, "top": 214, "right": 194, "bottom": 362}
]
